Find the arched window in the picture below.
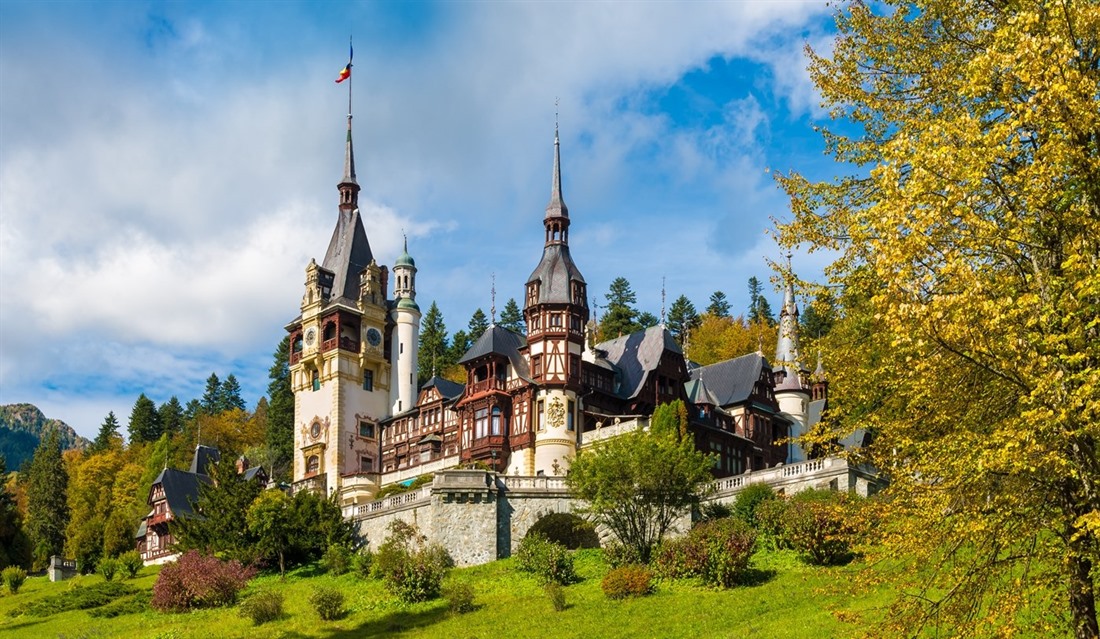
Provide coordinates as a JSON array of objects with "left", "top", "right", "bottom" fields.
[{"left": 306, "top": 455, "right": 320, "bottom": 475}]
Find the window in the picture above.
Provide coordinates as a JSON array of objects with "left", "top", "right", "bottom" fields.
[
  {"left": 491, "top": 406, "right": 503, "bottom": 435},
  {"left": 567, "top": 400, "right": 575, "bottom": 431},
  {"left": 359, "top": 421, "right": 375, "bottom": 439},
  {"left": 532, "top": 355, "right": 543, "bottom": 377},
  {"left": 311, "top": 370, "right": 320, "bottom": 391},
  {"left": 475, "top": 408, "right": 488, "bottom": 439},
  {"left": 363, "top": 369, "right": 373, "bottom": 391},
  {"left": 360, "top": 456, "right": 374, "bottom": 473},
  {"left": 306, "top": 455, "right": 320, "bottom": 475},
  {"left": 537, "top": 400, "right": 545, "bottom": 431},
  {"left": 550, "top": 313, "right": 562, "bottom": 327}
]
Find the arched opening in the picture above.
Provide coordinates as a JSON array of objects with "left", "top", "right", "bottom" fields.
[{"left": 306, "top": 455, "right": 320, "bottom": 475}]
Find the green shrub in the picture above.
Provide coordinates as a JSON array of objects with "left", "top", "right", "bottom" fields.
[
  {"left": 697, "top": 502, "right": 732, "bottom": 523},
  {"left": 98, "top": 557, "right": 119, "bottom": 582},
  {"left": 656, "top": 517, "right": 757, "bottom": 588},
  {"left": 87, "top": 591, "right": 150, "bottom": 618},
  {"left": 782, "top": 489, "right": 858, "bottom": 566},
  {"left": 732, "top": 483, "right": 778, "bottom": 527},
  {"left": 602, "top": 542, "right": 643, "bottom": 569},
  {"left": 527, "top": 513, "right": 600, "bottom": 550},
  {"left": 442, "top": 581, "right": 475, "bottom": 614},
  {"left": 2, "top": 566, "right": 27, "bottom": 594},
  {"left": 601, "top": 564, "right": 654, "bottom": 599},
  {"left": 118, "top": 551, "right": 143, "bottom": 579},
  {"left": 515, "top": 533, "right": 577, "bottom": 585},
  {"left": 372, "top": 521, "right": 453, "bottom": 603},
  {"left": 239, "top": 590, "right": 284, "bottom": 625},
  {"left": 353, "top": 549, "right": 374, "bottom": 579},
  {"left": 544, "top": 582, "right": 567, "bottom": 611},
  {"left": 16, "top": 581, "right": 137, "bottom": 616},
  {"left": 754, "top": 497, "right": 790, "bottom": 550},
  {"left": 308, "top": 586, "right": 345, "bottom": 621},
  {"left": 322, "top": 544, "right": 352, "bottom": 575}
]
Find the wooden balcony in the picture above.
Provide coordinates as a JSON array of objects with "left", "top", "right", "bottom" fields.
[{"left": 466, "top": 378, "right": 507, "bottom": 395}]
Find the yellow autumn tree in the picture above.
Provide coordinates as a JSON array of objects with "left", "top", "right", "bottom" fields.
[
  {"left": 686, "top": 313, "right": 778, "bottom": 367},
  {"left": 776, "top": 1, "right": 1099, "bottom": 637}
]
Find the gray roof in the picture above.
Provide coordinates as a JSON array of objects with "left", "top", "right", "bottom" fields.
[
  {"left": 526, "top": 244, "right": 585, "bottom": 303},
  {"left": 189, "top": 445, "right": 220, "bottom": 475},
  {"left": 151, "top": 467, "right": 212, "bottom": 518},
  {"left": 422, "top": 376, "right": 465, "bottom": 400},
  {"left": 458, "top": 325, "right": 530, "bottom": 379},
  {"left": 689, "top": 352, "right": 770, "bottom": 407},
  {"left": 808, "top": 397, "right": 825, "bottom": 428},
  {"left": 595, "top": 325, "right": 681, "bottom": 400},
  {"left": 685, "top": 377, "right": 721, "bottom": 406},
  {"left": 322, "top": 208, "right": 374, "bottom": 303}
]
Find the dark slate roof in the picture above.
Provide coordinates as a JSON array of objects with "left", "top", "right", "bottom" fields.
[
  {"left": 152, "top": 468, "right": 212, "bottom": 518},
  {"left": 189, "top": 445, "right": 221, "bottom": 475},
  {"left": 808, "top": 397, "right": 825, "bottom": 428},
  {"left": 526, "top": 244, "right": 585, "bottom": 303},
  {"left": 422, "top": 376, "right": 465, "bottom": 400},
  {"left": 689, "top": 352, "right": 770, "bottom": 407},
  {"left": 458, "top": 325, "right": 530, "bottom": 378},
  {"left": 595, "top": 325, "right": 681, "bottom": 400},
  {"left": 685, "top": 377, "right": 721, "bottom": 406},
  {"left": 322, "top": 208, "right": 374, "bottom": 302},
  {"left": 242, "top": 466, "right": 266, "bottom": 482}
]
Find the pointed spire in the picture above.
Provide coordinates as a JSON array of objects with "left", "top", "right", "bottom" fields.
[
  {"left": 342, "top": 114, "right": 357, "bottom": 185},
  {"left": 545, "top": 108, "right": 569, "bottom": 221}
]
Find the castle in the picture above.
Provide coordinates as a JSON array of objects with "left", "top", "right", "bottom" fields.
[{"left": 284, "top": 109, "right": 834, "bottom": 509}]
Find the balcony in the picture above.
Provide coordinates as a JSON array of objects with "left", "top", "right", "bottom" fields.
[
  {"left": 292, "top": 474, "right": 328, "bottom": 496},
  {"left": 467, "top": 378, "right": 506, "bottom": 395}
]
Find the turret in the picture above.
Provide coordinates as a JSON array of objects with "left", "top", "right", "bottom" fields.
[
  {"left": 390, "top": 238, "right": 421, "bottom": 414},
  {"left": 773, "top": 267, "right": 811, "bottom": 463}
]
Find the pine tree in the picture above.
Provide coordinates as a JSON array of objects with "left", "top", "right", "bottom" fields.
[
  {"left": 801, "top": 291, "right": 837, "bottom": 340},
  {"left": 157, "top": 397, "right": 185, "bottom": 436},
  {"left": 201, "top": 373, "right": 221, "bottom": 414},
  {"left": 747, "top": 277, "right": 775, "bottom": 326},
  {"left": 266, "top": 336, "right": 294, "bottom": 480},
  {"left": 183, "top": 398, "right": 202, "bottom": 422},
  {"left": 418, "top": 302, "right": 449, "bottom": 385},
  {"left": 707, "top": 290, "right": 731, "bottom": 317},
  {"left": 127, "top": 393, "right": 160, "bottom": 444},
  {"left": 637, "top": 311, "right": 659, "bottom": 329},
  {"left": 91, "top": 411, "right": 122, "bottom": 453},
  {"left": 25, "top": 431, "right": 69, "bottom": 569},
  {"left": 467, "top": 308, "right": 489, "bottom": 342},
  {"left": 600, "top": 277, "right": 640, "bottom": 339},
  {"left": 499, "top": 298, "right": 525, "bottom": 334},
  {"left": 667, "top": 295, "right": 700, "bottom": 346},
  {"left": 448, "top": 329, "right": 470, "bottom": 369},
  {"left": 221, "top": 374, "right": 246, "bottom": 412}
]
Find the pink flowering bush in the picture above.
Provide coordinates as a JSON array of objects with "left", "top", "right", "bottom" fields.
[{"left": 151, "top": 550, "right": 257, "bottom": 612}]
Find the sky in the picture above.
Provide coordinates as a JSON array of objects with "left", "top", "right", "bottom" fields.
[{"left": 0, "top": 0, "right": 846, "bottom": 441}]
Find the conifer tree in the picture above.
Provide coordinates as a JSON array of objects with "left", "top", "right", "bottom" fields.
[
  {"left": 127, "top": 393, "right": 160, "bottom": 444},
  {"left": 467, "top": 308, "right": 489, "bottom": 343},
  {"left": 157, "top": 397, "right": 184, "bottom": 437},
  {"left": 706, "top": 290, "right": 731, "bottom": 318},
  {"left": 447, "top": 329, "right": 470, "bottom": 368},
  {"left": 600, "top": 277, "right": 641, "bottom": 339},
  {"left": 418, "top": 302, "right": 449, "bottom": 385},
  {"left": 220, "top": 374, "right": 246, "bottom": 412},
  {"left": 637, "top": 311, "right": 659, "bottom": 329},
  {"left": 0, "top": 455, "right": 32, "bottom": 569},
  {"left": 499, "top": 298, "right": 525, "bottom": 333},
  {"left": 25, "top": 431, "right": 69, "bottom": 569},
  {"left": 747, "top": 277, "right": 775, "bottom": 326},
  {"left": 91, "top": 411, "right": 122, "bottom": 453},
  {"left": 182, "top": 398, "right": 203, "bottom": 422},
  {"left": 266, "top": 336, "right": 294, "bottom": 478},
  {"left": 200, "top": 373, "right": 221, "bottom": 414},
  {"left": 667, "top": 295, "right": 700, "bottom": 346}
]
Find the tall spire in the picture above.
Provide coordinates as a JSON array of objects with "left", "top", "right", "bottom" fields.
[
  {"left": 546, "top": 102, "right": 569, "bottom": 223},
  {"left": 774, "top": 256, "right": 807, "bottom": 392}
]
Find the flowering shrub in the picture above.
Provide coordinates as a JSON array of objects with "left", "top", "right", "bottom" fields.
[
  {"left": 601, "top": 564, "right": 654, "bottom": 599},
  {"left": 150, "top": 551, "right": 256, "bottom": 612}
]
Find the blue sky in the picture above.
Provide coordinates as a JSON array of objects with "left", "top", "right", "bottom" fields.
[{"left": 0, "top": 0, "right": 843, "bottom": 440}]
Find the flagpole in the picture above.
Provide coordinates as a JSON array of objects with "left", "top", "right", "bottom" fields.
[{"left": 347, "top": 35, "right": 353, "bottom": 121}]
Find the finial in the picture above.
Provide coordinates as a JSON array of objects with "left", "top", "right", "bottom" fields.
[
  {"left": 756, "top": 337, "right": 764, "bottom": 356},
  {"left": 403, "top": 232, "right": 408, "bottom": 253},
  {"left": 555, "top": 97, "right": 559, "bottom": 140},
  {"left": 660, "top": 276, "right": 667, "bottom": 327},
  {"left": 490, "top": 273, "right": 497, "bottom": 325}
]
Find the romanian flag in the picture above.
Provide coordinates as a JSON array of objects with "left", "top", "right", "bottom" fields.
[{"left": 335, "top": 41, "right": 353, "bottom": 83}]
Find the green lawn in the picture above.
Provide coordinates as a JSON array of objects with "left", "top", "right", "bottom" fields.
[{"left": 0, "top": 549, "right": 894, "bottom": 639}]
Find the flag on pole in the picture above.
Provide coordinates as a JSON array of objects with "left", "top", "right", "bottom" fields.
[{"left": 335, "top": 41, "right": 353, "bottom": 83}]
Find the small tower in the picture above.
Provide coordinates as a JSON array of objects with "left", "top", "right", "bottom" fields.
[
  {"left": 390, "top": 238, "right": 421, "bottom": 414},
  {"left": 773, "top": 267, "right": 811, "bottom": 463},
  {"left": 811, "top": 351, "right": 828, "bottom": 403},
  {"left": 524, "top": 123, "right": 588, "bottom": 476}
]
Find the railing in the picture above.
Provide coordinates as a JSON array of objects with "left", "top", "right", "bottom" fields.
[
  {"left": 706, "top": 458, "right": 837, "bottom": 496},
  {"left": 349, "top": 485, "right": 432, "bottom": 520},
  {"left": 146, "top": 511, "right": 172, "bottom": 526},
  {"left": 292, "top": 474, "right": 328, "bottom": 495},
  {"left": 580, "top": 417, "right": 646, "bottom": 446},
  {"left": 500, "top": 476, "right": 568, "bottom": 491},
  {"left": 339, "top": 336, "right": 359, "bottom": 352},
  {"left": 467, "top": 379, "right": 506, "bottom": 395}
]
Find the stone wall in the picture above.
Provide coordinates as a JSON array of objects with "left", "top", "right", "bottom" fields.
[{"left": 355, "top": 456, "right": 884, "bottom": 567}]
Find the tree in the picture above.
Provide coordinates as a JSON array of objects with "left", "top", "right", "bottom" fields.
[
  {"left": 91, "top": 411, "right": 122, "bottom": 453},
  {"left": 688, "top": 313, "right": 777, "bottom": 367},
  {"left": 0, "top": 455, "right": 31, "bottom": 570},
  {"left": 566, "top": 401, "right": 714, "bottom": 563},
  {"left": 246, "top": 489, "right": 293, "bottom": 577},
  {"left": 157, "top": 397, "right": 185, "bottom": 437},
  {"left": 64, "top": 449, "right": 124, "bottom": 570},
  {"left": 200, "top": 373, "right": 221, "bottom": 415},
  {"left": 467, "top": 308, "right": 489, "bottom": 343},
  {"left": 707, "top": 291, "right": 731, "bottom": 318},
  {"left": 800, "top": 290, "right": 837, "bottom": 341},
  {"left": 172, "top": 455, "right": 263, "bottom": 563},
  {"left": 747, "top": 277, "right": 775, "bottom": 326},
  {"left": 418, "top": 302, "right": 449, "bottom": 385},
  {"left": 220, "top": 375, "right": 246, "bottom": 412},
  {"left": 183, "top": 399, "right": 203, "bottom": 422},
  {"left": 600, "top": 277, "right": 640, "bottom": 339},
  {"left": 776, "top": 2, "right": 1100, "bottom": 636},
  {"left": 447, "top": 329, "right": 470, "bottom": 369},
  {"left": 637, "top": 311, "right": 659, "bottom": 329},
  {"left": 192, "top": 409, "right": 263, "bottom": 457},
  {"left": 127, "top": 393, "right": 160, "bottom": 444},
  {"left": 500, "top": 298, "right": 525, "bottom": 334},
  {"left": 266, "top": 336, "right": 294, "bottom": 480},
  {"left": 25, "top": 431, "right": 69, "bottom": 569},
  {"left": 667, "top": 295, "right": 700, "bottom": 346}
]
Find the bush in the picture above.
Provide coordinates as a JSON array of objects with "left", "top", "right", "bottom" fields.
[
  {"left": 239, "top": 590, "right": 284, "bottom": 625},
  {"left": 442, "top": 581, "right": 475, "bottom": 614},
  {"left": 372, "top": 521, "right": 452, "bottom": 603},
  {"left": 98, "top": 557, "right": 119, "bottom": 582},
  {"left": 544, "top": 582, "right": 567, "bottom": 612},
  {"left": 309, "top": 586, "right": 345, "bottom": 621},
  {"left": 602, "top": 564, "right": 654, "bottom": 599},
  {"left": 602, "top": 542, "right": 643, "bottom": 569},
  {"left": 515, "top": 533, "right": 577, "bottom": 585},
  {"left": 655, "top": 517, "right": 757, "bottom": 588},
  {"left": 15, "top": 581, "right": 136, "bottom": 616},
  {"left": 782, "top": 489, "right": 858, "bottom": 566},
  {"left": 150, "top": 551, "right": 257, "bottom": 612},
  {"left": 527, "top": 513, "right": 600, "bottom": 550},
  {"left": 697, "top": 502, "right": 732, "bottom": 523},
  {"left": 352, "top": 549, "right": 374, "bottom": 579},
  {"left": 118, "top": 551, "right": 143, "bottom": 579},
  {"left": 3, "top": 566, "right": 27, "bottom": 594},
  {"left": 87, "top": 591, "right": 150, "bottom": 618},
  {"left": 753, "top": 497, "right": 790, "bottom": 550},
  {"left": 731, "top": 483, "right": 778, "bottom": 527},
  {"left": 322, "top": 544, "right": 352, "bottom": 576}
]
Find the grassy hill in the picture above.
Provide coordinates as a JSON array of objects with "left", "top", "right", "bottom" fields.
[
  {"left": 0, "top": 549, "right": 897, "bottom": 639},
  {"left": 0, "top": 403, "right": 89, "bottom": 472}
]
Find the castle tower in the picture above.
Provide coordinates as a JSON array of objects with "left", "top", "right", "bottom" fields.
[
  {"left": 773, "top": 270, "right": 811, "bottom": 463},
  {"left": 523, "top": 125, "right": 589, "bottom": 476},
  {"left": 389, "top": 238, "right": 420, "bottom": 414},
  {"left": 287, "top": 109, "right": 390, "bottom": 502}
]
